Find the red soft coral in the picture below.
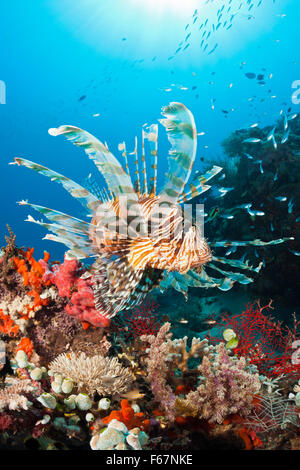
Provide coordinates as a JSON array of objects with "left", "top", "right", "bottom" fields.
[
  {"left": 40, "top": 258, "right": 79, "bottom": 298},
  {"left": 65, "top": 278, "right": 110, "bottom": 328},
  {"left": 40, "top": 258, "right": 109, "bottom": 328}
]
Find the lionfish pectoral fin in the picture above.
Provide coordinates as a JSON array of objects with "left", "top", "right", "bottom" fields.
[
  {"left": 12, "top": 157, "right": 99, "bottom": 212},
  {"left": 210, "top": 237, "right": 294, "bottom": 248},
  {"left": 92, "top": 256, "right": 144, "bottom": 319},
  {"left": 159, "top": 267, "right": 239, "bottom": 295},
  {"left": 211, "top": 255, "right": 263, "bottom": 273},
  {"left": 22, "top": 204, "right": 94, "bottom": 259},
  {"left": 120, "top": 267, "right": 164, "bottom": 311},
  {"left": 207, "top": 263, "right": 254, "bottom": 285},
  {"left": 19, "top": 201, "right": 91, "bottom": 234}
]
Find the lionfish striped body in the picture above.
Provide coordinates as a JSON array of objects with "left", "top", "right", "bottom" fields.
[{"left": 12, "top": 103, "right": 292, "bottom": 325}]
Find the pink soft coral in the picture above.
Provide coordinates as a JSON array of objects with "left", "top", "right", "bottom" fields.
[
  {"left": 40, "top": 258, "right": 79, "bottom": 297},
  {"left": 65, "top": 278, "right": 109, "bottom": 327},
  {"left": 39, "top": 258, "right": 109, "bottom": 328}
]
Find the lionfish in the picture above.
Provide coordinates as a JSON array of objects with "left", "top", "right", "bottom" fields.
[{"left": 11, "top": 103, "right": 292, "bottom": 325}]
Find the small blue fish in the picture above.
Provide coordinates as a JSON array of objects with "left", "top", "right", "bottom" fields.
[
  {"left": 243, "top": 138, "right": 262, "bottom": 143},
  {"left": 275, "top": 196, "right": 287, "bottom": 202},
  {"left": 281, "top": 129, "right": 290, "bottom": 144},
  {"left": 288, "top": 198, "right": 294, "bottom": 214},
  {"left": 248, "top": 209, "right": 265, "bottom": 216},
  {"left": 267, "top": 126, "right": 276, "bottom": 141},
  {"left": 289, "top": 250, "right": 300, "bottom": 256},
  {"left": 208, "top": 43, "right": 218, "bottom": 55},
  {"left": 283, "top": 113, "right": 288, "bottom": 131},
  {"left": 271, "top": 135, "right": 277, "bottom": 150},
  {"left": 218, "top": 187, "right": 234, "bottom": 197},
  {"left": 238, "top": 203, "right": 252, "bottom": 210}
]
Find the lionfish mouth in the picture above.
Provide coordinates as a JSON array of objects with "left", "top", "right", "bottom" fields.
[{"left": 12, "top": 102, "right": 293, "bottom": 323}]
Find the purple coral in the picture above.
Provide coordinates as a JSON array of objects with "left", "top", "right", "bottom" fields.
[
  {"left": 141, "top": 323, "right": 177, "bottom": 421},
  {"left": 184, "top": 342, "right": 261, "bottom": 424}
]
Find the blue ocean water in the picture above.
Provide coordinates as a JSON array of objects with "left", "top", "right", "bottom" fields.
[{"left": 0, "top": 0, "right": 299, "bottom": 268}]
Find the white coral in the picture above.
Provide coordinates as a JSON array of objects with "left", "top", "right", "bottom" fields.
[
  {"left": 49, "top": 352, "right": 133, "bottom": 396},
  {"left": 0, "top": 378, "right": 36, "bottom": 411}
]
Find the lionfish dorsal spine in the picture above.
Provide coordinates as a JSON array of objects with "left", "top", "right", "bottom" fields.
[
  {"left": 141, "top": 129, "right": 148, "bottom": 196},
  {"left": 159, "top": 102, "right": 197, "bottom": 202},
  {"left": 132, "top": 135, "right": 141, "bottom": 195},
  {"left": 119, "top": 141, "right": 130, "bottom": 176},
  {"left": 147, "top": 124, "right": 158, "bottom": 197}
]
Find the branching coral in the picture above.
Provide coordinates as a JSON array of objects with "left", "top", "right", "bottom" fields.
[
  {"left": 177, "top": 342, "right": 261, "bottom": 424},
  {"left": 141, "top": 323, "right": 177, "bottom": 421},
  {"left": 141, "top": 323, "right": 212, "bottom": 421},
  {"left": 49, "top": 352, "right": 133, "bottom": 397},
  {"left": 0, "top": 248, "right": 53, "bottom": 337},
  {"left": 116, "top": 298, "right": 161, "bottom": 339},
  {"left": 141, "top": 323, "right": 261, "bottom": 425},
  {"left": 0, "top": 226, "right": 18, "bottom": 286}
]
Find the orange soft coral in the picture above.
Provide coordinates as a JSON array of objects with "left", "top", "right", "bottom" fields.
[
  {"left": 102, "top": 399, "right": 148, "bottom": 430},
  {"left": 13, "top": 249, "right": 50, "bottom": 320},
  {"left": 15, "top": 337, "right": 34, "bottom": 359},
  {"left": 0, "top": 309, "right": 19, "bottom": 337},
  {"left": 235, "top": 427, "right": 263, "bottom": 450},
  {"left": 14, "top": 249, "right": 51, "bottom": 292}
]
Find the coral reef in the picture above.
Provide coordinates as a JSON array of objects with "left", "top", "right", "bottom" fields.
[{"left": 0, "top": 232, "right": 299, "bottom": 451}]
